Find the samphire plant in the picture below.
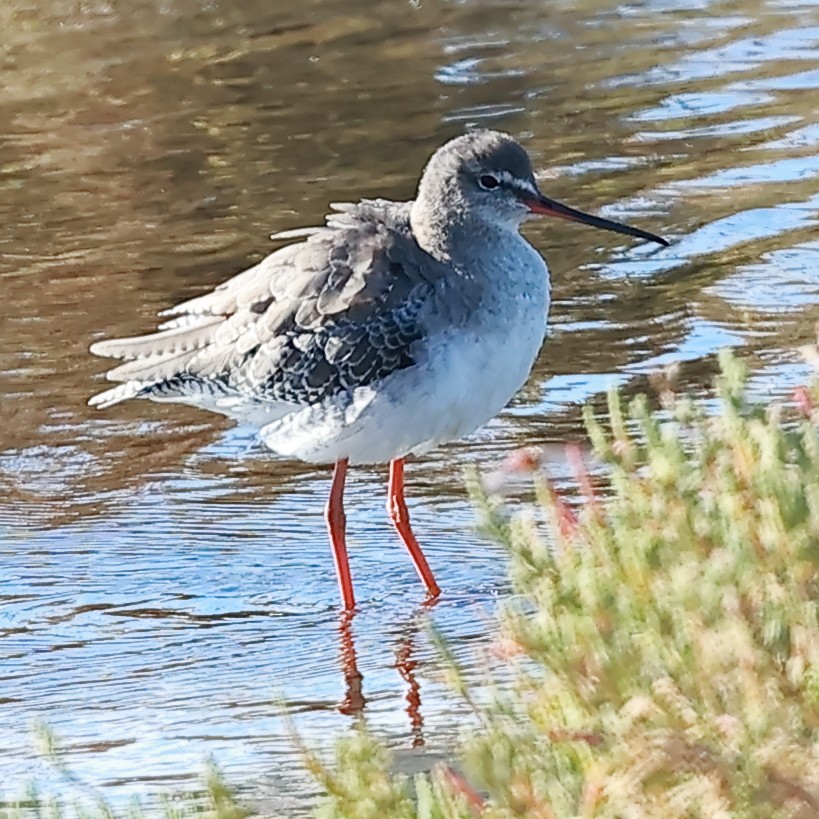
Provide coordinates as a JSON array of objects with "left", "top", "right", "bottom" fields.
[{"left": 314, "top": 349, "right": 819, "bottom": 818}]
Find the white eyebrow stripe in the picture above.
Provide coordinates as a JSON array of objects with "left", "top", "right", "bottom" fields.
[{"left": 497, "top": 170, "right": 537, "bottom": 196}]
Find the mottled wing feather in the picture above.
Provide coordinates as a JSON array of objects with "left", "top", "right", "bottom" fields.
[{"left": 88, "top": 201, "right": 447, "bottom": 412}]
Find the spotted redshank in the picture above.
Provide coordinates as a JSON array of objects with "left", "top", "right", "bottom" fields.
[{"left": 88, "top": 130, "right": 667, "bottom": 609}]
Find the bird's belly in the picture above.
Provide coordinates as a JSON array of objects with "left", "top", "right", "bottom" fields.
[
  {"left": 407, "top": 302, "right": 548, "bottom": 451},
  {"left": 260, "top": 288, "right": 549, "bottom": 465}
]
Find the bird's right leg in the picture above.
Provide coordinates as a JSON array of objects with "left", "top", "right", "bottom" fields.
[
  {"left": 387, "top": 458, "right": 441, "bottom": 599},
  {"left": 325, "top": 458, "right": 356, "bottom": 610}
]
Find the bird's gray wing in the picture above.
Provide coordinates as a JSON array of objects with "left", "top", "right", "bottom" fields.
[{"left": 88, "top": 204, "right": 453, "bottom": 410}]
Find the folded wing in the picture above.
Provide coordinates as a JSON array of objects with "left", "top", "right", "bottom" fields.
[{"left": 88, "top": 202, "right": 447, "bottom": 418}]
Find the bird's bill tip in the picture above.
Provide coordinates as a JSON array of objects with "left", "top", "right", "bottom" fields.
[{"left": 525, "top": 194, "right": 669, "bottom": 247}]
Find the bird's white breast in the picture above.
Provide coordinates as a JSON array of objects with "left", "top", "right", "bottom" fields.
[
  {"left": 261, "top": 236, "right": 551, "bottom": 465},
  {"left": 406, "top": 238, "right": 551, "bottom": 452}
]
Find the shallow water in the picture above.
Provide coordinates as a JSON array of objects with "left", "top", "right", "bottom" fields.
[{"left": 1, "top": 0, "right": 819, "bottom": 812}]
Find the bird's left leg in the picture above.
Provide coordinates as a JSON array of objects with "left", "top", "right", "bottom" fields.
[{"left": 326, "top": 458, "right": 356, "bottom": 610}]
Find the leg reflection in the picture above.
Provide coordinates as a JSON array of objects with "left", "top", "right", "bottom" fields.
[
  {"left": 394, "top": 596, "right": 440, "bottom": 747},
  {"left": 395, "top": 637, "right": 424, "bottom": 747},
  {"left": 337, "top": 610, "right": 366, "bottom": 715}
]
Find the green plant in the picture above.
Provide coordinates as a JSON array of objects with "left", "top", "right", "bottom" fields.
[{"left": 316, "top": 349, "right": 819, "bottom": 818}]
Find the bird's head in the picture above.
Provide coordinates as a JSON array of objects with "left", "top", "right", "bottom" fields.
[{"left": 415, "top": 129, "right": 668, "bottom": 246}]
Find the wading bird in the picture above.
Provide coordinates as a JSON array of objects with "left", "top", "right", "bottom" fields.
[{"left": 89, "top": 130, "right": 667, "bottom": 609}]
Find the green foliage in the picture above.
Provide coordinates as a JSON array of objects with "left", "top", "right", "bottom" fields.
[
  {"left": 306, "top": 730, "right": 415, "bottom": 819},
  {"left": 305, "top": 730, "right": 480, "bottom": 819},
  {"left": 320, "top": 350, "right": 819, "bottom": 817}
]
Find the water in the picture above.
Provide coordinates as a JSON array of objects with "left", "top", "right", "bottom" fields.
[{"left": 1, "top": 0, "right": 818, "bottom": 813}]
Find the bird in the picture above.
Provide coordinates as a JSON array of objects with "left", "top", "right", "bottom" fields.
[{"left": 88, "top": 129, "right": 668, "bottom": 610}]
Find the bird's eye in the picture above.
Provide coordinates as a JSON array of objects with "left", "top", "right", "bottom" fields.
[{"left": 478, "top": 174, "right": 500, "bottom": 191}]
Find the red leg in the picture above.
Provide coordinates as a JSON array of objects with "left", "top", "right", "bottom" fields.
[
  {"left": 387, "top": 458, "right": 441, "bottom": 599},
  {"left": 325, "top": 458, "right": 355, "bottom": 610}
]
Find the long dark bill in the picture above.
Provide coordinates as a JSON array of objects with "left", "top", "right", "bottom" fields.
[{"left": 526, "top": 194, "right": 669, "bottom": 247}]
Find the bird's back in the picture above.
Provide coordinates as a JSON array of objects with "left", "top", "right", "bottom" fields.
[{"left": 88, "top": 200, "right": 459, "bottom": 425}]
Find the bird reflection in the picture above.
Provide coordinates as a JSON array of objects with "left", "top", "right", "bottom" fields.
[
  {"left": 337, "top": 610, "right": 365, "bottom": 715},
  {"left": 395, "top": 595, "right": 440, "bottom": 747},
  {"left": 395, "top": 635, "right": 424, "bottom": 747},
  {"left": 335, "top": 597, "right": 439, "bottom": 741}
]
